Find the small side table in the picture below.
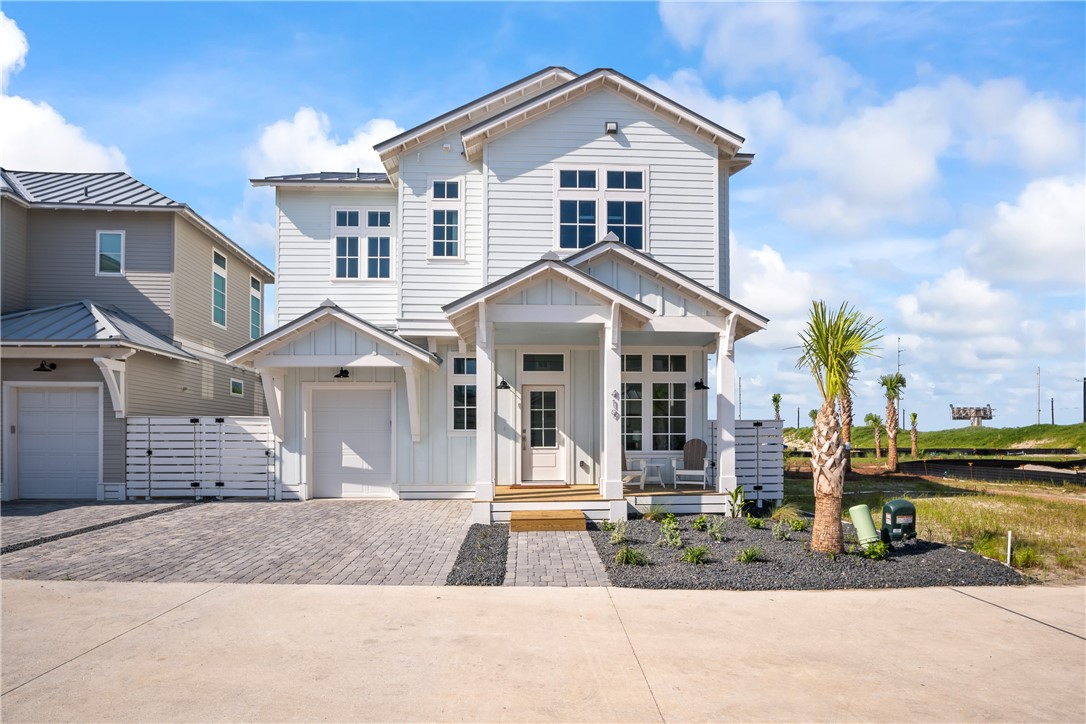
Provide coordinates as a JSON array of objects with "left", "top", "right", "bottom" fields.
[{"left": 642, "top": 462, "right": 664, "bottom": 488}]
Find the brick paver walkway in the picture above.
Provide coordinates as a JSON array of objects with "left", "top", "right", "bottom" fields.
[
  {"left": 1, "top": 501, "right": 190, "bottom": 549},
  {"left": 503, "top": 531, "right": 609, "bottom": 586},
  {"left": 1, "top": 500, "right": 470, "bottom": 585}
]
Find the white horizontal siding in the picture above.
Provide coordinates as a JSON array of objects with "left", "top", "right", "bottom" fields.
[
  {"left": 485, "top": 89, "right": 720, "bottom": 286},
  {"left": 275, "top": 188, "right": 398, "bottom": 327}
]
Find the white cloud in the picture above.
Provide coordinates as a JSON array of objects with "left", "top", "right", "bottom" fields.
[
  {"left": 0, "top": 11, "right": 27, "bottom": 92},
  {"left": 896, "top": 268, "right": 1018, "bottom": 337},
  {"left": 731, "top": 238, "right": 821, "bottom": 350},
  {"left": 246, "top": 108, "right": 402, "bottom": 177}
]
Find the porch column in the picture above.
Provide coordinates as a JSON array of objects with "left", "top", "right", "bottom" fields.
[
  {"left": 600, "top": 302, "right": 623, "bottom": 500},
  {"left": 474, "top": 304, "right": 495, "bottom": 505},
  {"left": 715, "top": 316, "right": 738, "bottom": 493}
]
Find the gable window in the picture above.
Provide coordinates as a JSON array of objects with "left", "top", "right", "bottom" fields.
[
  {"left": 96, "top": 231, "right": 125, "bottom": 275},
  {"left": 554, "top": 166, "right": 647, "bottom": 251},
  {"left": 249, "top": 276, "right": 262, "bottom": 340},
  {"left": 212, "top": 250, "right": 227, "bottom": 327},
  {"left": 449, "top": 355, "right": 476, "bottom": 432},
  {"left": 431, "top": 179, "right": 461, "bottom": 258}
]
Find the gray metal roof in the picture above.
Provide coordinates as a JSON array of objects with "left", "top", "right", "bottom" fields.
[
  {"left": 0, "top": 169, "right": 180, "bottom": 207},
  {"left": 251, "top": 171, "right": 390, "bottom": 185},
  {"left": 0, "top": 300, "right": 196, "bottom": 360}
]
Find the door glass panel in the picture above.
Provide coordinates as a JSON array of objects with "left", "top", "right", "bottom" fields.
[{"left": 528, "top": 390, "right": 558, "bottom": 449}]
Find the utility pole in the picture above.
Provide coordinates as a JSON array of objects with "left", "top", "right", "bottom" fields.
[
  {"left": 797, "top": 407, "right": 800, "bottom": 429},
  {"left": 1082, "top": 377, "right": 1085, "bottom": 424},
  {"left": 1051, "top": 397, "right": 1055, "bottom": 425},
  {"left": 1036, "top": 366, "right": 1041, "bottom": 425}
]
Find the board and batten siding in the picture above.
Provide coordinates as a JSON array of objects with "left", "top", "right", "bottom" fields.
[
  {"left": 485, "top": 89, "right": 721, "bottom": 286},
  {"left": 1, "top": 198, "right": 29, "bottom": 313},
  {"left": 126, "top": 352, "right": 264, "bottom": 417},
  {"left": 25, "top": 209, "right": 174, "bottom": 337},
  {"left": 397, "top": 131, "right": 485, "bottom": 322},
  {"left": 274, "top": 188, "right": 398, "bottom": 328}
]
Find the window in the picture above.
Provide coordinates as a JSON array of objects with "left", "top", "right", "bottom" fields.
[
  {"left": 622, "top": 382, "right": 643, "bottom": 451},
  {"left": 212, "top": 250, "right": 227, "bottom": 327},
  {"left": 522, "top": 353, "right": 564, "bottom": 372},
  {"left": 652, "top": 354, "right": 687, "bottom": 373},
  {"left": 367, "top": 237, "right": 390, "bottom": 279},
  {"left": 249, "top": 276, "right": 262, "bottom": 340},
  {"left": 431, "top": 179, "right": 461, "bottom": 258},
  {"left": 555, "top": 167, "right": 647, "bottom": 251},
  {"left": 230, "top": 379, "right": 244, "bottom": 397},
  {"left": 96, "top": 231, "right": 124, "bottom": 275},
  {"left": 450, "top": 355, "right": 476, "bottom": 432},
  {"left": 333, "top": 209, "right": 361, "bottom": 279},
  {"left": 622, "top": 354, "right": 643, "bottom": 373},
  {"left": 651, "top": 382, "right": 687, "bottom": 451},
  {"left": 334, "top": 208, "right": 392, "bottom": 279}
]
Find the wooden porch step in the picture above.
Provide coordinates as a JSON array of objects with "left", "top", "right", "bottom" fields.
[{"left": 509, "top": 509, "right": 586, "bottom": 532}]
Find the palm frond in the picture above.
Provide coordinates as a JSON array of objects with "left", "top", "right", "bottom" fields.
[{"left": 796, "top": 301, "right": 883, "bottom": 404}]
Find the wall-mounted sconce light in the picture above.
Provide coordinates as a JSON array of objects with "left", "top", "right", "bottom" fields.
[
  {"left": 34, "top": 361, "right": 57, "bottom": 373},
  {"left": 604, "top": 121, "right": 618, "bottom": 135},
  {"left": 333, "top": 368, "right": 350, "bottom": 379},
  {"left": 693, "top": 379, "right": 710, "bottom": 391},
  {"left": 496, "top": 379, "right": 511, "bottom": 390}
]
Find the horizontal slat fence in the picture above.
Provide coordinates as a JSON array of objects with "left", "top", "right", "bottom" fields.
[
  {"left": 127, "top": 417, "right": 275, "bottom": 499},
  {"left": 735, "top": 420, "right": 784, "bottom": 505}
]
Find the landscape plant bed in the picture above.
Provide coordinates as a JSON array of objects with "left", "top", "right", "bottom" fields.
[
  {"left": 589, "top": 516, "right": 1025, "bottom": 591},
  {"left": 446, "top": 523, "right": 508, "bottom": 586}
]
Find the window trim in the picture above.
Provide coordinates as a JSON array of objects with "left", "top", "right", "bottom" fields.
[
  {"left": 330, "top": 206, "right": 396, "bottom": 281},
  {"left": 621, "top": 349, "right": 691, "bottom": 452},
  {"left": 553, "top": 165, "right": 648, "bottom": 252},
  {"left": 427, "top": 176, "right": 465, "bottom": 261},
  {"left": 212, "top": 249, "right": 227, "bottom": 329},
  {"left": 96, "top": 230, "right": 125, "bottom": 277},
  {"left": 230, "top": 379, "right": 245, "bottom": 397},
  {"left": 448, "top": 354, "right": 477, "bottom": 435},
  {"left": 249, "top": 275, "right": 262, "bottom": 340}
]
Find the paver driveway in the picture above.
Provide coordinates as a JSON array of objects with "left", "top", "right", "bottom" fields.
[
  {"left": 1, "top": 500, "right": 191, "bottom": 549},
  {"left": 1, "top": 500, "right": 471, "bottom": 585}
]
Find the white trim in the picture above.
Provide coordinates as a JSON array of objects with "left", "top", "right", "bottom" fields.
[
  {"left": 447, "top": 354, "right": 477, "bottom": 437},
  {"left": 427, "top": 175, "right": 465, "bottom": 261},
  {"left": 520, "top": 383, "right": 568, "bottom": 483},
  {"left": 212, "top": 248, "right": 228, "bottom": 329},
  {"left": 302, "top": 381, "right": 397, "bottom": 500},
  {"left": 95, "top": 230, "right": 125, "bottom": 276},
  {"left": 513, "top": 348, "right": 572, "bottom": 484},
  {"left": 2, "top": 382, "right": 104, "bottom": 501}
]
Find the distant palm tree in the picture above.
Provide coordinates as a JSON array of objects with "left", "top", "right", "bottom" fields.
[
  {"left": 910, "top": 412, "right": 919, "bottom": 457},
  {"left": 879, "top": 372, "right": 907, "bottom": 471},
  {"left": 797, "top": 301, "right": 882, "bottom": 554},
  {"left": 771, "top": 393, "right": 782, "bottom": 421},
  {"left": 809, "top": 409, "right": 818, "bottom": 425},
  {"left": 864, "top": 412, "right": 884, "bottom": 459}
]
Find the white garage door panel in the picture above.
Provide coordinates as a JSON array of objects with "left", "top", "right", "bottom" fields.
[
  {"left": 17, "top": 388, "right": 100, "bottom": 499},
  {"left": 312, "top": 389, "right": 393, "bottom": 498}
]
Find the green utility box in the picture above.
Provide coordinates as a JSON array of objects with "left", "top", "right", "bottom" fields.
[{"left": 880, "top": 499, "right": 917, "bottom": 543}]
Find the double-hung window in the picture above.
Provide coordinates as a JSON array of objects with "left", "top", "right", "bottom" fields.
[
  {"left": 431, "top": 179, "right": 461, "bottom": 258},
  {"left": 449, "top": 356, "right": 477, "bottom": 432},
  {"left": 249, "top": 276, "right": 262, "bottom": 340},
  {"left": 96, "top": 230, "right": 125, "bottom": 276},
  {"left": 555, "top": 167, "right": 647, "bottom": 251},
  {"left": 334, "top": 208, "right": 393, "bottom": 279},
  {"left": 212, "top": 250, "right": 227, "bottom": 327},
  {"left": 620, "top": 352, "right": 690, "bottom": 452},
  {"left": 334, "top": 210, "right": 361, "bottom": 279}
]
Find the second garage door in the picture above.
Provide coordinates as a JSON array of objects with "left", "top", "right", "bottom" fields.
[
  {"left": 311, "top": 388, "right": 393, "bottom": 498},
  {"left": 17, "top": 387, "right": 100, "bottom": 499}
]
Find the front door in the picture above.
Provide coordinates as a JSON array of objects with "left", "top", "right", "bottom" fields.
[{"left": 521, "top": 385, "right": 566, "bottom": 483}]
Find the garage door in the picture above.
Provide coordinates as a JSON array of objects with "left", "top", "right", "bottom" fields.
[
  {"left": 17, "top": 387, "right": 100, "bottom": 499},
  {"left": 311, "top": 388, "right": 393, "bottom": 498}
]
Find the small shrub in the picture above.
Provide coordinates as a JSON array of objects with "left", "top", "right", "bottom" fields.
[
  {"left": 656, "top": 522, "right": 683, "bottom": 548},
  {"left": 1013, "top": 546, "right": 1042, "bottom": 569},
  {"left": 746, "top": 515, "right": 766, "bottom": 530},
  {"left": 772, "top": 520, "right": 792, "bottom": 541},
  {"left": 681, "top": 545, "right": 710, "bottom": 564},
  {"left": 614, "top": 545, "right": 647, "bottom": 566},
  {"left": 769, "top": 501, "right": 803, "bottom": 522},
  {"left": 643, "top": 503, "right": 670, "bottom": 522},
  {"left": 789, "top": 518, "right": 810, "bottom": 532},
  {"left": 735, "top": 545, "right": 763, "bottom": 563},
  {"left": 860, "top": 541, "right": 891, "bottom": 560},
  {"left": 609, "top": 520, "right": 628, "bottom": 545},
  {"left": 693, "top": 514, "right": 709, "bottom": 531},
  {"left": 706, "top": 516, "right": 726, "bottom": 542},
  {"left": 600, "top": 520, "right": 615, "bottom": 532},
  {"left": 726, "top": 486, "right": 746, "bottom": 518}
]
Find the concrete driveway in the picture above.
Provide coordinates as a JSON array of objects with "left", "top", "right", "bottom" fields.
[
  {"left": 2, "top": 581, "right": 1083, "bottom": 722},
  {"left": 1, "top": 500, "right": 470, "bottom": 585}
]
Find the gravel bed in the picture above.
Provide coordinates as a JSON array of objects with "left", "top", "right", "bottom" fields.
[
  {"left": 589, "top": 516, "right": 1025, "bottom": 590},
  {"left": 446, "top": 523, "right": 508, "bottom": 586}
]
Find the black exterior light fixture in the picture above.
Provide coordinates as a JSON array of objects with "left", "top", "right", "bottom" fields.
[
  {"left": 34, "top": 360, "right": 57, "bottom": 373},
  {"left": 333, "top": 367, "right": 350, "bottom": 379},
  {"left": 496, "top": 379, "right": 511, "bottom": 390},
  {"left": 693, "top": 379, "right": 710, "bottom": 391}
]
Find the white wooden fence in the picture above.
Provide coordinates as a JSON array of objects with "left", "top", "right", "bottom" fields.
[
  {"left": 126, "top": 417, "right": 275, "bottom": 499},
  {"left": 735, "top": 419, "right": 784, "bottom": 506}
]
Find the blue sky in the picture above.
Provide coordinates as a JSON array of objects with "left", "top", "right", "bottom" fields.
[{"left": 2, "top": 2, "right": 1083, "bottom": 430}]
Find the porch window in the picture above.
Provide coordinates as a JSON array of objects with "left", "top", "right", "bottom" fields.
[
  {"left": 651, "top": 382, "right": 687, "bottom": 451},
  {"left": 622, "top": 354, "right": 642, "bottom": 373},
  {"left": 652, "top": 354, "right": 687, "bottom": 373},
  {"left": 621, "top": 383, "right": 643, "bottom": 451},
  {"left": 523, "top": 353, "right": 564, "bottom": 372},
  {"left": 450, "top": 355, "right": 476, "bottom": 432}
]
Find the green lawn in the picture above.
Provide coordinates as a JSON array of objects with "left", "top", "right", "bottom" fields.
[{"left": 784, "top": 422, "right": 1086, "bottom": 452}]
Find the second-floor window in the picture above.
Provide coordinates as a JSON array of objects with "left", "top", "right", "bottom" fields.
[
  {"left": 249, "top": 276, "right": 262, "bottom": 340},
  {"left": 96, "top": 230, "right": 124, "bottom": 275},
  {"left": 555, "top": 167, "right": 646, "bottom": 251},
  {"left": 212, "top": 250, "right": 227, "bottom": 327},
  {"left": 430, "top": 179, "right": 461, "bottom": 258},
  {"left": 334, "top": 208, "right": 393, "bottom": 279}
]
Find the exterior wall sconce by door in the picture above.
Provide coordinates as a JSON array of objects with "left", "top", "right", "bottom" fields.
[
  {"left": 496, "top": 379, "right": 511, "bottom": 390},
  {"left": 693, "top": 379, "right": 710, "bottom": 391},
  {"left": 34, "top": 361, "right": 57, "bottom": 373},
  {"left": 333, "top": 368, "right": 350, "bottom": 379}
]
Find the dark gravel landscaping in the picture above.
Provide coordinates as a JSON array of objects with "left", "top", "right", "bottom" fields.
[
  {"left": 446, "top": 523, "right": 508, "bottom": 586},
  {"left": 588, "top": 515, "right": 1025, "bottom": 590}
]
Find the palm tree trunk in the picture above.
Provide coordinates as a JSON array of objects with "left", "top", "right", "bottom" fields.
[
  {"left": 810, "top": 400, "right": 845, "bottom": 553},
  {"left": 839, "top": 389, "right": 853, "bottom": 476},
  {"left": 874, "top": 427, "right": 882, "bottom": 459},
  {"left": 911, "top": 425, "right": 919, "bottom": 457},
  {"left": 886, "top": 399, "right": 899, "bottom": 472}
]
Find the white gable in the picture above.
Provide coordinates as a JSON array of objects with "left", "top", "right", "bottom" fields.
[
  {"left": 268, "top": 319, "right": 402, "bottom": 359},
  {"left": 580, "top": 258, "right": 712, "bottom": 318}
]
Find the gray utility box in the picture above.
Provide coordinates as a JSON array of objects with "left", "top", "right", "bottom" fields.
[{"left": 881, "top": 499, "right": 917, "bottom": 543}]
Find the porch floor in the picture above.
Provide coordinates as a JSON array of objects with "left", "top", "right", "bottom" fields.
[{"left": 493, "top": 484, "right": 724, "bottom": 503}]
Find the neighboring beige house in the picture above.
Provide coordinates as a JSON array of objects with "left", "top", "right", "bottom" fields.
[{"left": 0, "top": 169, "right": 274, "bottom": 500}]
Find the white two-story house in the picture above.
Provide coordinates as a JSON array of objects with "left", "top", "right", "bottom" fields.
[{"left": 229, "top": 67, "right": 768, "bottom": 522}]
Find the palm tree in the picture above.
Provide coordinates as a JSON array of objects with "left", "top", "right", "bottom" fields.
[
  {"left": 808, "top": 408, "right": 818, "bottom": 425},
  {"left": 910, "top": 412, "right": 919, "bottom": 457},
  {"left": 771, "top": 393, "right": 782, "bottom": 421},
  {"left": 879, "top": 372, "right": 907, "bottom": 471},
  {"left": 839, "top": 386, "right": 855, "bottom": 476},
  {"left": 797, "top": 301, "right": 882, "bottom": 554},
  {"left": 864, "top": 412, "right": 883, "bottom": 458}
]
